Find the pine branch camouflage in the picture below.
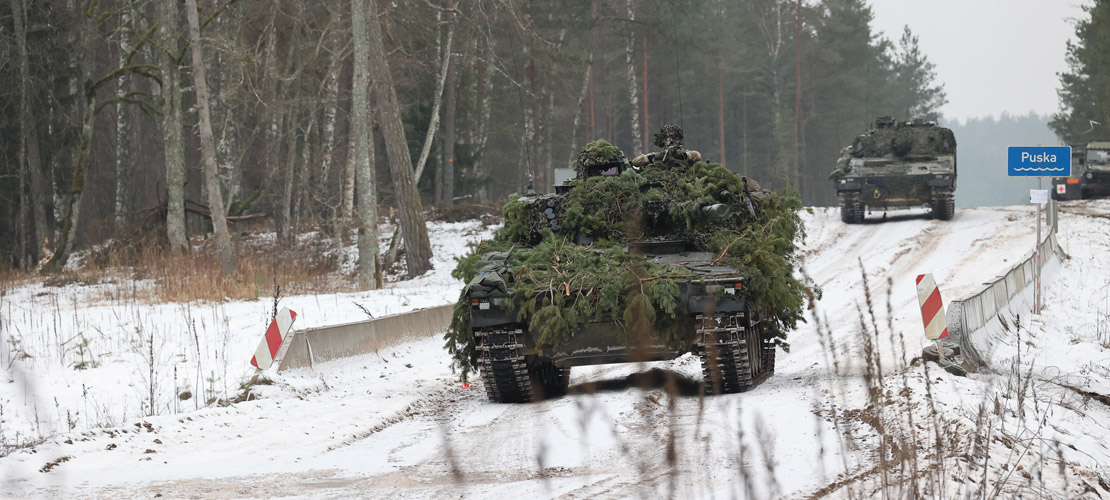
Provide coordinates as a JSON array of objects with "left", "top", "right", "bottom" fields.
[{"left": 445, "top": 140, "right": 809, "bottom": 380}]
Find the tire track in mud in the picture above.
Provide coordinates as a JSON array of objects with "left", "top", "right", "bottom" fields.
[
  {"left": 795, "top": 215, "right": 938, "bottom": 372},
  {"left": 325, "top": 384, "right": 478, "bottom": 452},
  {"left": 398, "top": 373, "right": 707, "bottom": 496}
]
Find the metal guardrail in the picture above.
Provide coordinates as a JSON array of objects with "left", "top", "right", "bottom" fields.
[
  {"left": 947, "top": 207, "right": 1064, "bottom": 371},
  {"left": 276, "top": 304, "right": 454, "bottom": 371}
]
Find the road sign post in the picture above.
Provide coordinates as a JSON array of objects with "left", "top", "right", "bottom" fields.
[
  {"left": 1031, "top": 188, "right": 1046, "bottom": 314},
  {"left": 1009, "top": 146, "right": 1068, "bottom": 315}
]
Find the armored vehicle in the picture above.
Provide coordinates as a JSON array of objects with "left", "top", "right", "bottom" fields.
[
  {"left": 1051, "top": 142, "right": 1110, "bottom": 200},
  {"left": 831, "top": 117, "right": 957, "bottom": 223},
  {"left": 449, "top": 136, "right": 803, "bottom": 403}
]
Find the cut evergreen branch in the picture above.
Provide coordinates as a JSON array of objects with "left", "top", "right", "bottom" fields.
[{"left": 445, "top": 142, "right": 807, "bottom": 379}]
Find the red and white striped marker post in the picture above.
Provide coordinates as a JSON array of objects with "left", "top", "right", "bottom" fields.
[
  {"left": 250, "top": 308, "right": 298, "bottom": 370},
  {"left": 916, "top": 274, "right": 948, "bottom": 359}
]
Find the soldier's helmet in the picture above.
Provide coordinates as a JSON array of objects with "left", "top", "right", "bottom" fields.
[{"left": 653, "top": 124, "right": 684, "bottom": 149}]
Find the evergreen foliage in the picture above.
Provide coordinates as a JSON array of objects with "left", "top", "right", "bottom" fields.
[
  {"left": 1051, "top": 0, "right": 1110, "bottom": 143},
  {"left": 445, "top": 151, "right": 807, "bottom": 379},
  {"left": 0, "top": 0, "right": 954, "bottom": 266},
  {"left": 890, "top": 26, "right": 948, "bottom": 121}
]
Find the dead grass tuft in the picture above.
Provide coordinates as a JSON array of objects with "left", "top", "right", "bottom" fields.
[
  {"left": 0, "top": 265, "right": 39, "bottom": 289},
  {"left": 17, "top": 228, "right": 354, "bottom": 304}
]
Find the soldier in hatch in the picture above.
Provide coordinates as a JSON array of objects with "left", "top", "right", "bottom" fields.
[{"left": 631, "top": 124, "right": 702, "bottom": 169}]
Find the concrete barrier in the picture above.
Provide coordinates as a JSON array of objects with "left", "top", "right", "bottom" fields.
[
  {"left": 947, "top": 213, "right": 1065, "bottom": 372},
  {"left": 277, "top": 304, "right": 454, "bottom": 371}
]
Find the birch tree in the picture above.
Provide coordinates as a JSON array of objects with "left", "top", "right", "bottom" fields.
[
  {"left": 351, "top": 0, "right": 380, "bottom": 289},
  {"left": 185, "top": 0, "right": 235, "bottom": 276},
  {"left": 114, "top": 1, "right": 135, "bottom": 233},
  {"left": 157, "top": 0, "right": 187, "bottom": 250},
  {"left": 624, "top": 0, "right": 642, "bottom": 155}
]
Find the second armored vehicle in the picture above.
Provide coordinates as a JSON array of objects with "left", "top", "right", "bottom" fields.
[{"left": 831, "top": 117, "right": 958, "bottom": 223}]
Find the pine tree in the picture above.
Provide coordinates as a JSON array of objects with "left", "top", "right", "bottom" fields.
[
  {"left": 1050, "top": 0, "right": 1110, "bottom": 143},
  {"left": 890, "top": 26, "right": 947, "bottom": 121}
]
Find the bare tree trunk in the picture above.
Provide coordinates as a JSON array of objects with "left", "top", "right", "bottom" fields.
[
  {"left": 542, "top": 85, "right": 557, "bottom": 187},
  {"left": 757, "top": 0, "right": 790, "bottom": 184},
  {"left": 589, "top": 0, "right": 600, "bottom": 138},
  {"left": 158, "top": 0, "right": 187, "bottom": 250},
  {"left": 18, "top": 142, "right": 29, "bottom": 268},
  {"left": 29, "top": 135, "right": 47, "bottom": 258},
  {"left": 442, "top": 1, "right": 457, "bottom": 206},
  {"left": 262, "top": 21, "right": 287, "bottom": 238},
  {"left": 365, "top": 0, "right": 432, "bottom": 277},
  {"left": 351, "top": 0, "right": 380, "bottom": 290},
  {"left": 280, "top": 110, "right": 297, "bottom": 238},
  {"left": 717, "top": 43, "right": 727, "bottom": 167},
  {"left": 28, "top": 120, "right": 47, "bottom": 263},
  {"left": 342, "top": 122, "right": 357, "bottom": 230},
  {"left": 742, "top": 91, "right": 749, "bottom": 176},
  {"left": 435, "top": 136, "right": 445, "bottom": 207},
  {"left": 12, "top": 0, "right": 42, "bottom": 267},
  {"left": 412, "top": 2, "right": 454, "bottom": 185},
  {"left": 642, "top": 34, "right": 649, "bottom": 152},
  {"left": 42, "top": 12, "right": 97, "bottom": 273},
  {"left": 211, "top": 13, "right": 241, "bottom": 215},
  {"left": 434, "top": 7, "right": 445, "bottom": 207},
  {"left": 533, "top": 25, "right": 565, "bottom": 194},
  {"left": 472, "top": 22, "right": 496, "bottom": 204},
  {"left": 520, "top": 44, "right": 536, "bottom": 192},
  {"left": 519, "top": 108, "right": 533, "bottom": 193},
  {"left": 114, "top": 1, "right": 134, "bottom": 234},
  {"left": 295, "top": 120, "right": 315, "bottom": 222},
  {"left": 794, "top": 0, "right": 803, "bottom": 187},
  {"left": 567, "top": 62, "right": 592, "bottom": 167},
  {"left": 185, "top": 0, "right": 235, "bottom": 276},
  {"left": 42, "top": 85, "right": 94, "bottom": 273},
  {"left": 624, "top": 0, "right": 642, "bottom": 155},
  {"left": 50, "top": 83, "right": 66, "bottom": 236},
  {"left": 319, "top": 44, "right": 342, "bottom": 207}
]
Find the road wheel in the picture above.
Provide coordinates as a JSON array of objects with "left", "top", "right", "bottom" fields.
[
  {"left": 838, "top": 192, "right": 863, "bottom": 224},
  {"left": 477, "top": 327, "right": 535, "bottom": 403},
  {"left": 931, "top": 189, "right": 955, "bottom": 221},
  {"left": 762, "top": 336, "right": 777, "bottom": 377},
  {"left": 697, "top": 314, "right": 756, "bottom": 395},
  {"left": 530, "top": 360, "right": 569, "bottom": 400}
]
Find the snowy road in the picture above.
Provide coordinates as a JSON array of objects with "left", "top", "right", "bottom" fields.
[{"left": 5, "top": 204, "right": 1110, "bottom": 499}]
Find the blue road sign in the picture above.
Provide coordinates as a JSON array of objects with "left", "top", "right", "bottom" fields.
[{"left": 1008, "top": 146, "right": 1071, "bottom": 176}]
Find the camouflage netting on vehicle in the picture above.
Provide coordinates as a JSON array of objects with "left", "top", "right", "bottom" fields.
[
  {"left": 444, "top": 155, "right": 808, "bottom": 380},
  {"left": 573, "top": 139, "right": 627, "bottom": 177},
  {"left": 851, "top": 126, "right": 956, "bottom": 158}
]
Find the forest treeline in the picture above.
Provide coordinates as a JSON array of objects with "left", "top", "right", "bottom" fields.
[{"left": 2, "top": 0, "right": 956, "bottom": 278}]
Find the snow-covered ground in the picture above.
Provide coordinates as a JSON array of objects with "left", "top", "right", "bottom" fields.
[
  {"left": 2, "top": 202, "right": 1109, "bottom": 499},
  {"left": 0, "top": 221, "right": 496, "bottom": 453}
]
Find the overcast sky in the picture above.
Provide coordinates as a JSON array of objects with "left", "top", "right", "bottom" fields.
[{"left": 868, "top": 0, "right": 1087, "bottom": 125}]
